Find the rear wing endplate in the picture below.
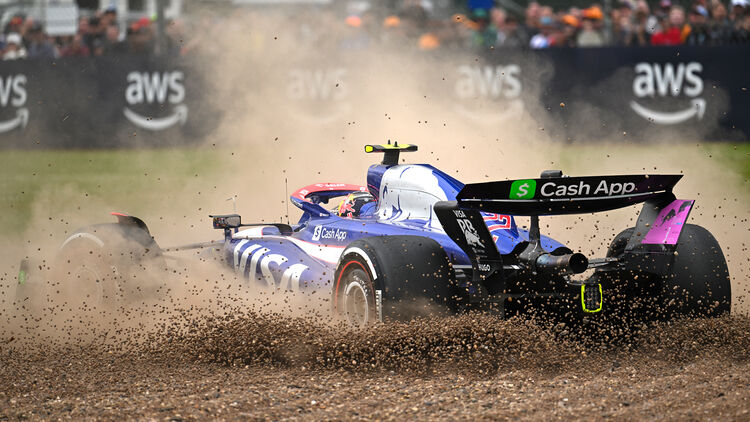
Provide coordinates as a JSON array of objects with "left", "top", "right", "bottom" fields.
[{"left": 434, "top": 202, "right": 504, "bottom": 294}]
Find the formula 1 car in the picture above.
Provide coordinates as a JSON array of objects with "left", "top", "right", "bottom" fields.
[{"left": 36, "top": 143, "right": 731, "bottom": 325}]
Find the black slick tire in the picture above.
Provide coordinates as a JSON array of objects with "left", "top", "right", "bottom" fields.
[
  {"left": 333, "top": 235, "right": 457, "bottom": 325},
  {"left": 55, "top": 223, "right": 163, "bottom": 307}
]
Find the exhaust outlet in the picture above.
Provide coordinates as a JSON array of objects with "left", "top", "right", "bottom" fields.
[{"left": 535, "top": 252, "right": 589, "bottom": 275}]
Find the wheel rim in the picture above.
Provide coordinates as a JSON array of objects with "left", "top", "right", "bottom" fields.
[
  {"left": 70, "top": 263, "right": 106, "bottom": 305},
  {"left": 68, "top": 259, "right": 120, "bottom": 306},
  {"left": 343, "top": 269, "right": 370, "bottom": 327}
]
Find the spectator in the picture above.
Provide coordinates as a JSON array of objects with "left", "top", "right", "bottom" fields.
[
  {"left": 626, "top": 1, "right": 656, "bottom": 45},
  {"left": 558, "top": 14, "right": 580, "bottom": 47},
  {"left": 77, "top": 16, "right": 89, "bottom": 37},
  {"left": 60, "top": 34, "right": 90, "bottom": 57},
  {"left": 524, "top": 1, "right": 542, "bottom": 38},
  {"left": 127, "top": 17, "right": 155, "bottom": 55},
  {"left": 709, "top": 3, "right": 734, "bottom": 44},
  {"left": 612, "top": 10, "right": 633, "bottom": 44},
  {"left": 84, "top": 16, "right": 105, "bottom": 53},
  {"left": 529, "top": 6, "right": 557, "bottom": 48},
  {"left": 438, "top": 14, "right": 473, "bottom": 49},
  {"left": 496, "top": 15, "right": 529, "bottom": 48},
  {"left": 577, "top": 7, "right": 605, "bottom": 46},
  {"left": 469, "top": 8, "right": 497, "bottom": 48},
  {"left": 651, "top": 6, "right": 689, "bottom": 44},
  {"left": 656, "top": 0, "right": 673, "bottom": 20},
  {"left": 685, "top": 4, "right": 711, "bottom": 45},
  {"left": 731, "top": 8, "right": 750, "bottom": 42},
  {"left": 730, "top": 0, "right": 748, "bottom": 22},
  {"left": 103, "top": 24, "right": 127, "bottom": 55},
  {"left": 491, "top": 7, "right": 506, "bottom": 31},
  {"left": 101, "top": 7, "right": 117, "bottom": 28},
  {"left": 26, "top": 22, "right": 57, "bottom": 59},
  {"left": 4, "top": 15, "right": 25, "bottom": 35},
  {"left": 340, "top": 15, "right": 371, "bottom": 50},
  {"left": 3, "top": 33, "right": 26, "bottom": 60}
]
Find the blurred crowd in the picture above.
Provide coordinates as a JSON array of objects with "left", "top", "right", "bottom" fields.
[
  {"left": 374, "top": 0, "right": 750, "bottom": 49},
  {"left": 0, "top": 7, "right": 190, "bottom": 60},
  {"left": 1, "top": 0, "right": 750, "bottom": 60}
]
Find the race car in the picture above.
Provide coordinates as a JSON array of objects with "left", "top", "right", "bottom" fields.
[{"left": 36, "top": 142, "right": 731, "bottom": 325}]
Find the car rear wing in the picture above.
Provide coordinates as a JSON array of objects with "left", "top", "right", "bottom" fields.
[
  {"left": 436, "top": 172, "right": 696, "bottom": 285},
  {"left": 456, "top": 174, "right": 683, "bottom": 216}
]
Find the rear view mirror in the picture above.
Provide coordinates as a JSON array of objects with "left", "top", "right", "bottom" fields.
[{"left": 210, "top": 214, "right": 241, "bottom": 229}]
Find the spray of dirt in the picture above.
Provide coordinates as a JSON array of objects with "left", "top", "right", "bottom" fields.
[
  {"left": 0, "top": 10, "right": 749, "bottom": 420},
  {"left": 0, "top": 10, "right": 747, "bottom": 361}
]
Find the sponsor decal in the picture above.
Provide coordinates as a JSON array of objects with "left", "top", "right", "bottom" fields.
[
  {"left": 455, "top": 216, "right": 483, "bottom": 249},
  {"left": 456, "top": 65, "right": 521, "bottom": 99},
  {"left": 630, "top": 62, "right": 705, "bottom": 125},
  {"left": 314, "top": 183, "right": 346, "bottom": 188},
  {"left": 0, "top": 74, "right": 28, "bottom": 133},
  {"left": 311, "top": 226, "right": 348, "bottom": 242},
  {"left": 312, "top": 225, "right": 322, "bottom": 240},
  {"left": 124, "top": 71, "right": 187, "bottom": 130},
  {"left": 642, "top": 199, "right": 694, "bottom": 245},
  {"left": 454, "top": 64, "right": 523, "bottom": 123},
  {"left": 539, "top": 180, "right": 635, "bottom": 198},
  {"left": 234, "top": 242, "right": 309, "bottom": 291},
  {"left": 507, "top": 179, "right": 638, "bottom": 200},
  {"left": 287, "top": 68, "right": 350, "bottom": 123},
  {"left": 509, "top": 179, "right": 536, "bottom": 199}
]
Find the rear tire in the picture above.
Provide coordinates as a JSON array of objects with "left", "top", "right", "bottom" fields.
[
  {"left": 333, "top": 235, "right": 457, "bottom": 325},
  {"left": 662, "top": 224, "right": 731, "bottom": 317},
  {"left": 599, "top": 224, "right": 731, "bottom": 321}
]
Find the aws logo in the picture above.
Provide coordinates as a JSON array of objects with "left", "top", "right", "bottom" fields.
[
  {"left": 454, "top": 65, "right": 523, "bottom": 123},
  {"left": 631, "top": 62, "right": 705, "bottom": 125},
  {"left": 0, "top": 74, "right": 28, "bottom": 133},
  {"left": 124, "top": 71, "right": 187, "bottom": 130},
  {"left": 287, "top": 68, "right": 350, "bottom": 124}
]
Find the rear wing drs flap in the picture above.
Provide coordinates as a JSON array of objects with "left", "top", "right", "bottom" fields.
[{"left": 455, "top": 174, "right": 683, "bottom": 215}]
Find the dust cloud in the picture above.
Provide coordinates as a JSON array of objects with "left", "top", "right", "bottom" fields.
[
  {"left": 0, "top": 9, "right": 749, "bottom": 420},
  {"left": 0, "top": 8, "right": 747, "bottom": 362},
  {"left": 190, "top": 11, "right": 747, "bottom": 313}
]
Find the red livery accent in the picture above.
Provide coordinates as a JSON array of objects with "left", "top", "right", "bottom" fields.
[
  {"left": 292, "top": 183, "right": 368, "bottom": 202},
  {"left": 334, "top": 260, "right": 369, "bottom": 313},
  {"left": 484, "top": 214, "right": 512, "bottom": 230}
]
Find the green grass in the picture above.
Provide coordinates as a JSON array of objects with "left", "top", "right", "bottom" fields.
[
  {"left": 702, "top": 143, "right": 750, "bottom": 182},
  {"left": 0, "top": 143, "right": 747, "bottom": 240},
  {"left": 0, "top": 149, "right": 224, "bottom": 239}
]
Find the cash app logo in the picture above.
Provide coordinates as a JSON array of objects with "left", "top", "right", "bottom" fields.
[{"left": 509, "top": 179, "right": 536, "bottom": 199}]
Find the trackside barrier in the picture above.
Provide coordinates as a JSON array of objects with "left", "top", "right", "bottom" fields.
[{"left": 0, "top": 46, "right": 747, "bottom": 148}]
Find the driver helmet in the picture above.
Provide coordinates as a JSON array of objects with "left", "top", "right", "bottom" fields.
[{"left": 337, "top": 191, "right": 376, "bottom": 218}]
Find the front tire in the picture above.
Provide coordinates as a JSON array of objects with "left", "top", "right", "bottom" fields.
[
  {"left": 336, "top": 258, "right": 377, "bottom": 327},
  {"left": 55, "top": 223, "right": 164, "bottom": 308},
  {"left": 333, "top": 235, "right": 457, "bottom": 325}
]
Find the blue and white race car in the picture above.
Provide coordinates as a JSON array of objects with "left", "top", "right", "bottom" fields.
[{"left": 49, "top": 143, "right": 731, "bottom": 325}]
